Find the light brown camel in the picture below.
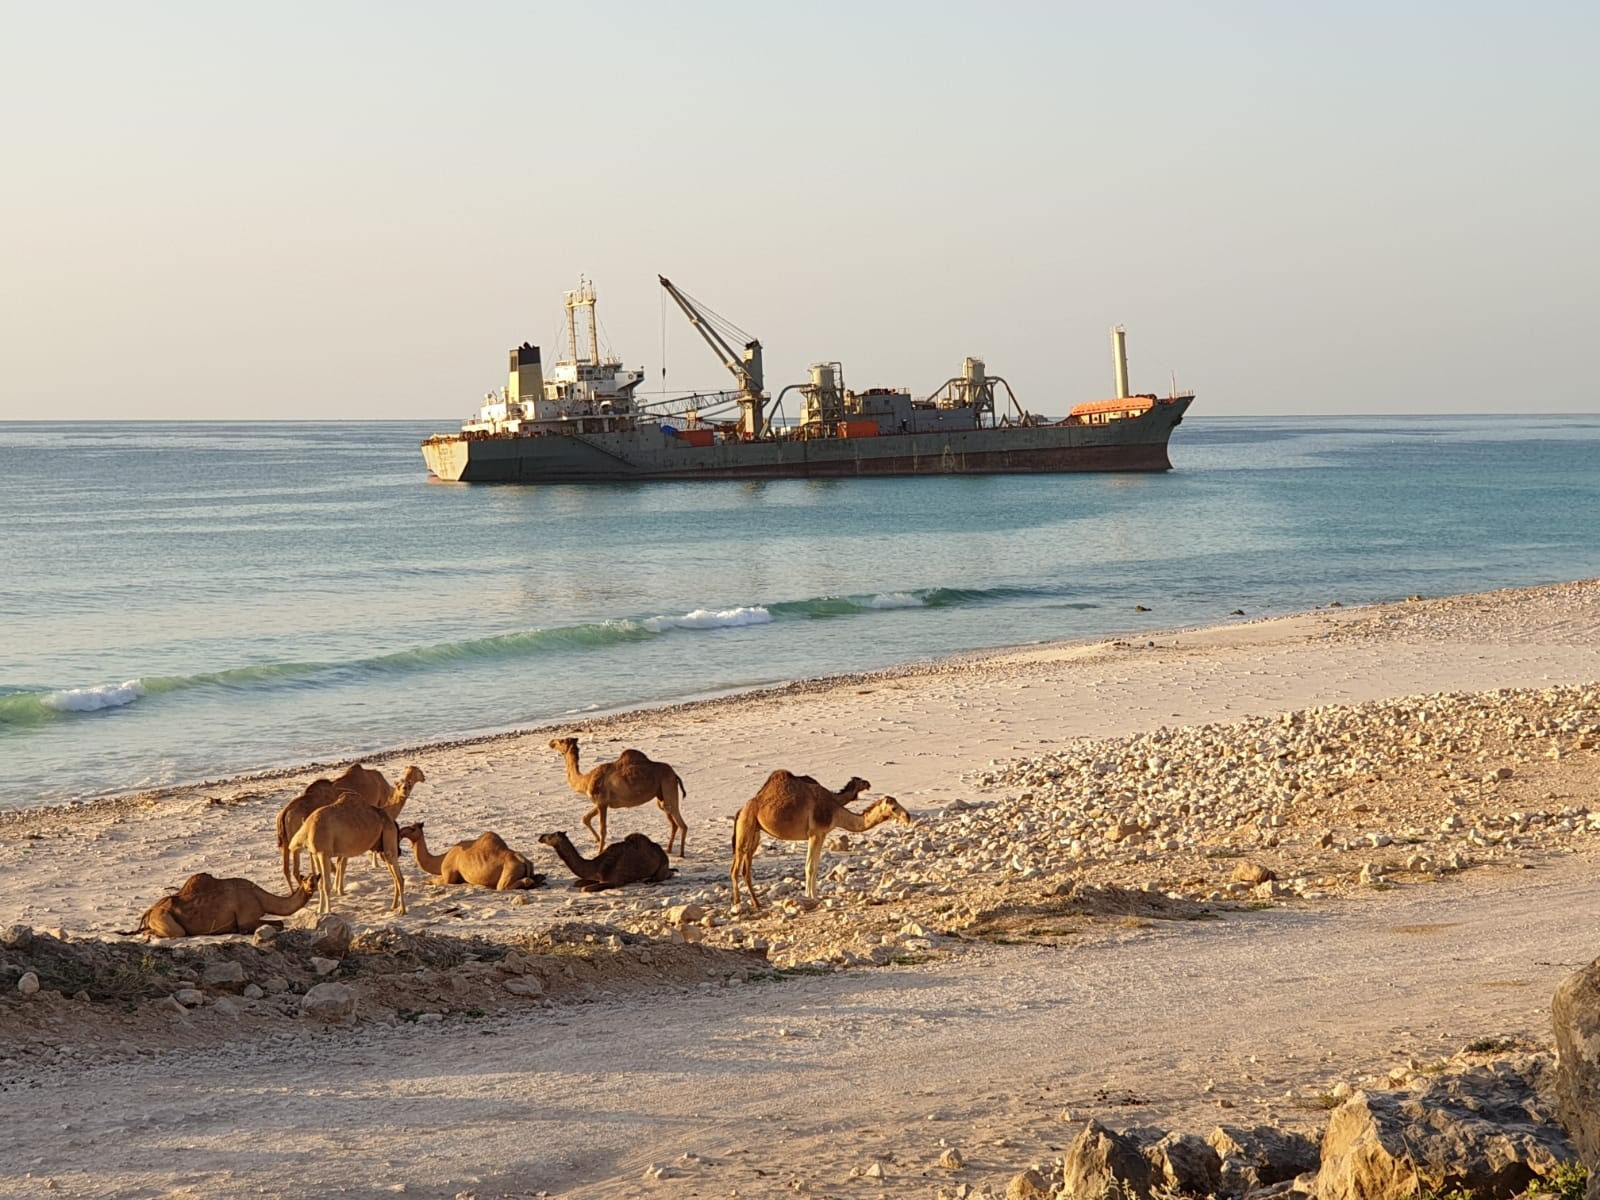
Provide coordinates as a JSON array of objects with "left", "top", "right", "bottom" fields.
[
  {"left": 288, "top": 795, "right": 406, "bottom": 915},
  {"left": 538, "top": 830, "right": 674, "bottom": 892},
  {"left": 396, "top": 821, "right": 545, "bottom": 890},
  {"left": 120, "top": 872, "right": 320, "bottom": 938},
  {"left": 729, "top": 772, "right": 911, "bottom": 910},
  {"left": 273, "top": 763, "right": 425, "bottom": 888},
  {"left": 549, "top": 736, "right": 688, "bottom": 856}
]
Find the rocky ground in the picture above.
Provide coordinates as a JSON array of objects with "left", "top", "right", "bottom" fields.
[{"left": 5, "top": 679, "right": 1598, "bottom": 1081}]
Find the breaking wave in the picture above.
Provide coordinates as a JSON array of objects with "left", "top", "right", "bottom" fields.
[{"left": 0, "top": 582, "right": 1059, "bottom": 727}]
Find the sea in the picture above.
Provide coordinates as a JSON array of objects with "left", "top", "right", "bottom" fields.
[{"left": 3, "top": 414, "right": 1599, "bottom": 811}]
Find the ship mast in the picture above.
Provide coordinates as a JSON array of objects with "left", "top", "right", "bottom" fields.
[
  {"left": 565, "top": 277, "right": 601, "bottom": 366},
  {"left": 658, "top": 275, "right": 766, "bottom": 437}
]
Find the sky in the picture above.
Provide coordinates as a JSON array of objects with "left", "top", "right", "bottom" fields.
[{"left": 2, "top": 1, "right": 1597, "bottom": 421}]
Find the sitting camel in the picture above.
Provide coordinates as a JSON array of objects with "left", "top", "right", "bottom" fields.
[
  {"left": 274, "top": 763, "right": 425, "bottom": 888},
  {"left": 538, "top": 830, "right": 673, "bottom": 892},
  {"left": 549, "top": 736, "right": 688, "bottom": 856},
  {"left": 288, "top": 794, "right": 406, "bottom": 915},
  {"left": 729, "top": 772, "right": 911, "bottom": 911},
  {"left": 396, "top": 821, "right": 545, "bottom": 890},
  {"left": 121, "top": 872, "right": 320, "bottom": 938}
]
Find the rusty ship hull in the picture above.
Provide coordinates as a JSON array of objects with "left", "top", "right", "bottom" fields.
[{"left": 422, "top": 394, "right": 1191, "bottom": 483}]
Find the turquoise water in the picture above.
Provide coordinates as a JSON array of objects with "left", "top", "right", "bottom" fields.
[{"left": 3, "top": 414, "right": 1599, "bottom": 809}]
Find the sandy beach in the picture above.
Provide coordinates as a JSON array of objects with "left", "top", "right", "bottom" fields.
[{"left": 4, "top": 579, "right": 1600, "bottom": 1199}]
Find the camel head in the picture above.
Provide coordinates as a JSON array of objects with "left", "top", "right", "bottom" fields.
[
  {"left": 400, "top": 765, "right": 426, "bottom": 787},
  {"left": 537, "top": 831, "right": 569, "bottom": 849},
  {"left": 396, "top": 821, "right": 424, "bottom": 845},
  {"left": 297, "top": 873, "right": 322, "bottom": 894},
  {"left": 870, "top": 796, "right": 913, "bottom": 827},
  {"left": 548, "top": 736, "right": 579, "bottom": 756},
  {"left": 840, "top": 776, "right": 871, "bottom": 800}
]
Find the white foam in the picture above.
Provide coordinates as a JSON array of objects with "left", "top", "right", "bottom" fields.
[
  {"left": 42, "top": 680, "right": 146, "bottom": 713},
  {"left": 866, "top": 592, "right": 926, "bottom": 610},
  {"left": 643, "top": 606, "right": 773, "bottom": 633}
]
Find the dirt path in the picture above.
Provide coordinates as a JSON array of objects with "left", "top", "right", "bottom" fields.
[{"left": 5, "top": 851, "right": 1594, "bottom": 1200}]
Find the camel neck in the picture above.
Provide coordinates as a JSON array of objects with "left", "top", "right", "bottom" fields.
[{"left": 408, "top": 835, "right": 444, "bottom": 874}]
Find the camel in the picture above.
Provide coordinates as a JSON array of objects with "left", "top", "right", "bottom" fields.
[
  {"left": 549, "top": 736, "right": 688, "bottom": 856},
  {"left": 538, "top": 830, "right": 674, "bottom": 892},
  {"left": 287, "top": 794, "right": 406, "bottom": 915},
  {"left": 396, "top": 821, "right": 545, "bottom": 890},
  {"left": 121, "top": 872, "right": 319, "bottom": 938},
  {"left": 273, "top": 763, "right": 425, "bottom": 888},
  {"left": 728, "top": 772, "right": 911, "bottom": 911}
]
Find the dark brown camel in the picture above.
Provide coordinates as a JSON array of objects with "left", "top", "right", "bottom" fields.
[{"left": 538, "top": 830, "right": 674, "bottom": 892}]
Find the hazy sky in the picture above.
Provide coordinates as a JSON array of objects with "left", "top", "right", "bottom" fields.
[{"left": 3, "top": 2, "right": 1596, "bottom": 421}]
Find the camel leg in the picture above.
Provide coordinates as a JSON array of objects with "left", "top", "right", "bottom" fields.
[
  {"left": 314, "top": 853, "right": 334, "bottom": 914},
  {"left": 334, "top": 854, "right": 348, "bottom": 896},
  {"left": 657, "top": 798, "right": 688, "bottom": 857},
  {"left": 805, "top": 834, "right": 826, "bottom": 899},
  {"left": 581, "top": 804, "right": 603, "bottom": 848},
  {"left": 386, "top": 855, "right": 406, "bottom": 915},
  {"left": 145, "top": 905, "right": 188, "bottom": 939},
  {"left": 282, "top": 845, "right": 296, "bottom": 892}
]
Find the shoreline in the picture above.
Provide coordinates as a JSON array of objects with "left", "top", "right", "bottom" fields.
[{"left": 9, "top": 575, "right": 1595, "bottom": 826}]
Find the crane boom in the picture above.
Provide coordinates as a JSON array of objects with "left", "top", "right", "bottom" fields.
[{"left": 659, "top": 275, "right": 766, "bottom": 438}]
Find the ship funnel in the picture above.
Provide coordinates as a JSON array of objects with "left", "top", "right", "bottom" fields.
[
  {"left": 1111, "top": 327, "right": 1129, "bottom": 399},
  {"left": 510, "top": 343, "right": 544, "bottom": 407}
]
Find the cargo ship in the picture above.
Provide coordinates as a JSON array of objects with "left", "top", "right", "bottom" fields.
[{"left": 421, "top": 277, "right": 1193, "bottom": 483}]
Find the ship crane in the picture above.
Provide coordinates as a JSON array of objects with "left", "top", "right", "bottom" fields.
[{"left": 659, "top": 275, "right": 767, "bottom": 438}]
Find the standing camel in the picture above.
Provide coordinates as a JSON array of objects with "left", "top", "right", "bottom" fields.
[
  {"left": 288, "top": 794, "right": 407, "bottom": 915},
  {"left": 729, "top": 772, "right": 911, "bottom": 911},
  {"left": 274, "top": 763, "right": 425, "bottom": 888},
  {"left": 549, "top": 736, "right": 688, "bottom": 856}
]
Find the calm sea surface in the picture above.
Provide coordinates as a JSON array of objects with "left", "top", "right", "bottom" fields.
[{"left": 3, "top": 414, "right": 1599, "bottom": 809}]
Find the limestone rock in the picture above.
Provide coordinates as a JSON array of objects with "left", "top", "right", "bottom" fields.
[
  {"left": 300, "top": 981, "right": 357, "bottom": 1024},
  {"left": 939, "top": 1146, "right": 965, "bottom": 1170},
  {"left": 311, "top": 914, "right": 353, "bottom": 957},
  {"left": 1006, "top": 1167, "right": 1050, "bottom": 1199},
  {"left": 1232, "top": 861, "right": 1277, "bottom": 885},
  {"left": 1313, "top": 1061, "right": 1573, "bottom": 1200},
  {"left": 172, "top": 988, "right": 205, "bottom": 1007},
  {"left": 311, "top": 956, "right": 341, "bottom": 976},
  {"left": 1146, "top": 1131, "right": 1221, "bottom": 1195},
  {"left": 503, "top": 976, "right": 544, "bottom": 997},
  {"left": 2, "top": 925, "right": 34, "bottom": 951},
  {"left": 1208, "top": 1124, "right": 1319, "bottom": 1193},
  {"left": 17, "top": 971, "right": 40, "bottom": 996},
  {"left": 201, "top": 960, "right": 247, "bottom": 991},
  {"left": 1061, "top": 1119, "right": 1154, "bottom": 1200},
  {"left": 1552, "top": 958, "right": 1600, "bottom": 1200},
  {"left": 666, "top": 904, "right": 706, "bottom": 928}
]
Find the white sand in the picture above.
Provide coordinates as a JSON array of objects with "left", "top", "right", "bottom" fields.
[{"left": 3, "top": 580, "right": 1600, "bottom": 1199}]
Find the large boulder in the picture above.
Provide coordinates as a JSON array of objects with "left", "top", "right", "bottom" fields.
[
  {"left": 1061, "top": 1120, "right": 1156, "bottom": 1199},
  {"left": 1147, "top": 1132, "right": 1221, "bottom": 1195},
  {"left": 1553, "top": 958, "right": 1600, "bottom": 1200},
  {"left": 1313, "top": 1058, "right": 1574, "bottom": 1200},
  {"left": 1209, "top": 1124, "right": 1320, "bottom": 1194}
]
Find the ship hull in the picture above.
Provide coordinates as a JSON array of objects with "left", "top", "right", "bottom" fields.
[{"left": 424, "top": 396, "right": 1192, "bottom": 483}]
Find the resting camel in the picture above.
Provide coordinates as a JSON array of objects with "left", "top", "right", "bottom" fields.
[
  {"left": 729, "top": 773, "right": 911, "bottom": 911},
  {"left": 288, "top": 795, "right": 406, "bottom": 915},
  {"left": 121, "top": 872, "right": 319, "bottom": 938},
  {"left": 538, "top": 830, "right": 674, "bottom": 892},
  {"left": 549, "top": 736, "right": 688, "bottom": 856},
  {"left": 274, "top": 763, "right": 425, "bottom": 888},
  {"left": 396, "top": 822, "right": 545, "bottom": 890}
]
